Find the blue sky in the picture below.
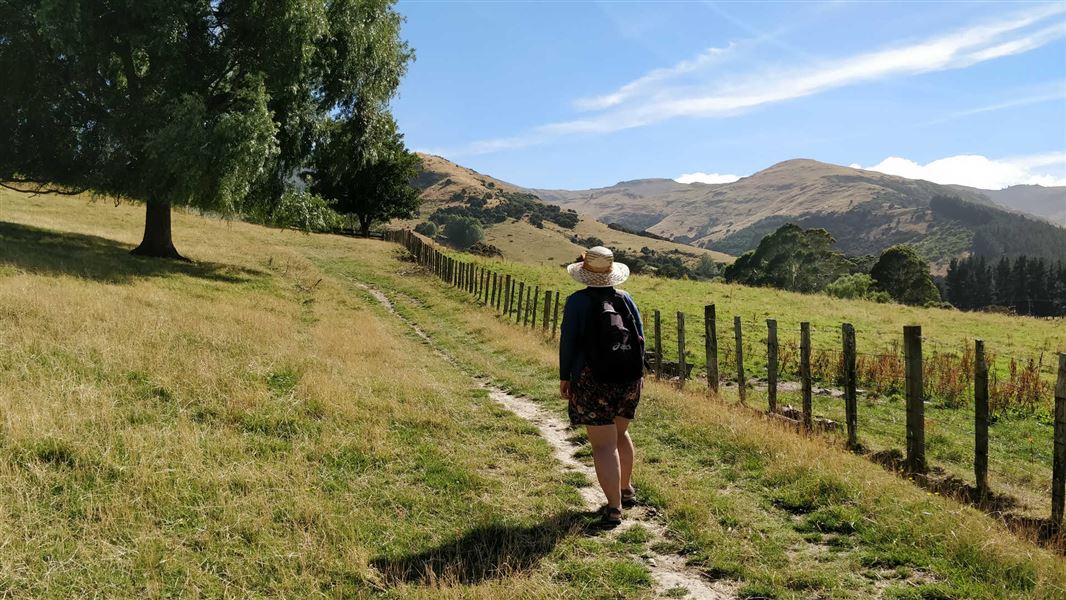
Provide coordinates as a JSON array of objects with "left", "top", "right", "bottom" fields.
[{"left": 391, "top": 1, "right": 1066, "bottom": 190}]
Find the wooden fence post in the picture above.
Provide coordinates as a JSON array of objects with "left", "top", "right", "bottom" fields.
[
  {"left": 529, "top": 286, "right": 539, "bottom": 328},
  {"left": 734, "top": 316, "right": 746, "bottom": 404},
  {"left": 654, "top": 310, "right": 663, "bottom": 381},
  {"left": 767, "top": 319, "right": 778, "bottom": 413},
  {"left": 705, "top": 305, "right": 718, "bottom": 394},
  {"left": 490, "top": 273, "right": 498, "bottom": 309},
  {"left": 516, "top": 282, "right": 525, "bottom": 324},
  {"left": 543, "top": 290, "right": 551, "bottom": 332},
  {"left": 1051, "top": 353, "right": 1066, "bottom": 529},
  {"left": 904, "top": 325, "right": 926, "bottom": 474},
  {"left": 974, "top": 339, "right": 989, "bottom": 498},
  {"left": 842, "top": 323, "right": 858, "bottom": 450},
  {"left": 497, "top": 274, "right": 503, "bottom": 311},
  {"left": 677, "top": 312, "right": 686, "bottom": 389},
  {"left": 800, "top": 322, "right": 812, "bottom": 431},
  {"left": 552, "top": 291, "right": 561, "bottom": 338},
  {"left": 503, "top": 275, "right": 512, "bottom": 314}
]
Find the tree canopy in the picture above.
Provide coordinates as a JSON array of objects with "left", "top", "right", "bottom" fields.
[
  {"left": 310, "top": 113, "right": 422, "bottom": 236},
  {"left": 722, "top": 224, "right": 854, "bottom": 293},
  {"left": 0, "top": 0, "right": 412, "bottom": 258},
  {"left": 870, "top": 245, "right": 941, "bottom": 306}
]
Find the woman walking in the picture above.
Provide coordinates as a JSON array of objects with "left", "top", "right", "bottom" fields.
[{"left": 559, "top": 246, "right": 645, "bottom": 527}]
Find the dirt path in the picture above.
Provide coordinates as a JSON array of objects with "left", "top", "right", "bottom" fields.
[{"left": 354, "top": 281, "right": 736, "bottom": 599}]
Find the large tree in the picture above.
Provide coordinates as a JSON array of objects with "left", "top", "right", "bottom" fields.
[
  {"left": 310, "top": 112, "right": 421, "bottom": 237},
  {"left": 722, "top": 224, "right": 854, "bottom": 293},
  {"left": 0, "top": 0, "right": 412, "bottom": 259},
  {"left": 870, "top": 245, "right": 940, "bottom": 306}
]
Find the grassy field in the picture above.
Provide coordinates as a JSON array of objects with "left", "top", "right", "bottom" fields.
[
  {"left": 435, "top": 247, "right": 1066, "bottom": 521},
  {"left": 449, "top": 253, "right": 1065, "bottom": 366},
  {"left": 2, "top": 191, "right": 1066, "bottom": 598}
]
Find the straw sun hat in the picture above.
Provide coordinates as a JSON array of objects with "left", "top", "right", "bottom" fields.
[{"left": 566, "top": 246, "right": 630, "bottom": 288}]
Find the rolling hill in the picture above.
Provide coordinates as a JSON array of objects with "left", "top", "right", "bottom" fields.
[
  {"left": 406, "top": 153, "right": 734, "bottom": 267},
  {"left": 532, "top": 159, "right": 1066, "bottom": 269},
  {"left": 950, "top": 183, "right": 1066, "bottom": 227}
]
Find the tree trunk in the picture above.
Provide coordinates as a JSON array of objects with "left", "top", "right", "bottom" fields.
[
  {"left": 131, "top": 201, "right": 185, "bottom": 260},
  {"left": 359, "top": 215, "right": 372, "bottom": 238}
]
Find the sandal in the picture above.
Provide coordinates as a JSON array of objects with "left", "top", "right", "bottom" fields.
[
  {"left": 621, "top": 487, "right": 637, "bottom": 508},
  {"left": 598, "top": 505, "right": 623, "bottom": 528}
]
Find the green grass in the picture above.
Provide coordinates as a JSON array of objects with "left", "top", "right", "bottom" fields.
[
  {"left": 435, "top": 245, "right": 1064, "bottom": 518},
  {"left": 315, "top": 240, "right": 1066, "bottom": 598},
  {"left": 454, "top": 250, "right": 1064, "bottom": 377},
  {"left": 3, "top": 191, "right": 1065, "bottom": 598}
]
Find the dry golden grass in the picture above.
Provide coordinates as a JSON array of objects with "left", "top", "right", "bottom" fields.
[
  {"left": 4, "top": 191, "right": 1065, "bottom": 598},
  {"left": 0, "top": 192, "right": 654, "bottom": 597}
]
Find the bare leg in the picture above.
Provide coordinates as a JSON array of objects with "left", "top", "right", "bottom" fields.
[
  {"left": 615, "top": 417, "right": 634, "bottom": 493},
  {"left": 585, "top": 424, "right": 621, "bottom": 509}
]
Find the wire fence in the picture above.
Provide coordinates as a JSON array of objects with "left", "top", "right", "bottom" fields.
[{"left": 387, "top": 229, "right": 1066, "bottom": 539}]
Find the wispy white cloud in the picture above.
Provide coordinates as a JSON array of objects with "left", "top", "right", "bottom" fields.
[
  {"left": 852, "top": 152, "right": 1066, "bottom": 189},
  {"left": 675, "top": 172, "right": 741, "bottom": 184},
  {"left": 574, "top": 43, "right": 735, "bottom": 111},
  {"left": 928, "top": 87, "right": 1065, "bottom": 124},
  {"left": 452, "top": 4, "right": 1066, "bottom": 156}
]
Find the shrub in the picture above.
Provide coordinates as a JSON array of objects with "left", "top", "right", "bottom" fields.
[
  {"left": 414, "top": 221, "right": 438, "bottom": 237},
  {"left": 444, "top": 216, "right": 484, "bottom": 249},
  {"left": 269, "top": 190, "right": 340, "bottom": 232},
  {"left": 824, "top": 273, "right": 890, "bottom": 302}
]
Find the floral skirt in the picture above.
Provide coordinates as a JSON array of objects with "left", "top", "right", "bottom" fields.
[{"left": 568, "top": 367, "right": 642, "bottom": 427}]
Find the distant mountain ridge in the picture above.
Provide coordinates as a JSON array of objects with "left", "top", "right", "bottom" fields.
[
  {"left": 530, "top": 159, "right": 1066, "bottom": 268},
  {"left": 408, "top": 153, "right": 734, "bottom": 267},
  {"left": 948, "top": 183, "right": 1066, "bottom": 226}
]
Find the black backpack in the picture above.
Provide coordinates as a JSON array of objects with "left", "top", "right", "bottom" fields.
[{"left": 582, "top": 289, "right": 644, "bottom": 383}]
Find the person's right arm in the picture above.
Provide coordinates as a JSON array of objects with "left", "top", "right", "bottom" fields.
[{"left": 559, "top": 292, "right": 585, "bottom": 396}]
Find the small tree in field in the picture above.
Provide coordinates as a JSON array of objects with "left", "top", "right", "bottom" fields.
[
  {"left": 0, "top": 0, "right": 412, "bottom": 259},
  {"left": 310, "top": 113, "right": 422, "bottom": 237}
]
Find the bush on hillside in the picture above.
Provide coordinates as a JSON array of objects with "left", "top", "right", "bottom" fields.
[
  {"left": 429, "top": 190, "right": 578, "bottom": 231},
  {"left": 443, "top": 216, "right": 484, "bottom": 249},
  {"left": 824, "top": 273, "right": 890, "bottom": 302},
  {"left": 570, "top": 235, "right": 605, "bottom": 248},
  {"left": 414, "top": 221, "right": 438, "bottom": 237},
  {"left": 693, "top": 255, "right": 720, "bottom": 280}
]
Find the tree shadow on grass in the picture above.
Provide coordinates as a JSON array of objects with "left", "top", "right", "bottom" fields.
[
  {"left": 369, "top": 510, "right": 590, "bottom": 587},
  {"left": 0, "top": 220, "right": 263, "bottom": 284}
]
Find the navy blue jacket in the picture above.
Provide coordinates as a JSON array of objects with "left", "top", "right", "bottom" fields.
[{"left": 559, "top": 287, "right": 644, "bottom": 381}]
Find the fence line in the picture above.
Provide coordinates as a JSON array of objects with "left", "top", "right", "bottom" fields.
[{"left": 385, "top": 229, "right": 1066, "bottom": 534}]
